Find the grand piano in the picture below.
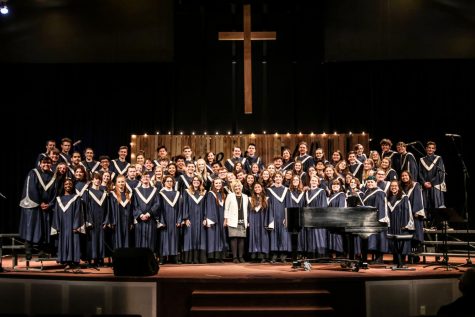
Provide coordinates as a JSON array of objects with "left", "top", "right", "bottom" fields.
[{"left": 285, "top": 206, "right": 388, "bottom": 271}]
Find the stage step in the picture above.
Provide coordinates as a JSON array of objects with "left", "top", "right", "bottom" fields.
[{"left": 190, "top": 289, "right": 334, "bottom": 317}]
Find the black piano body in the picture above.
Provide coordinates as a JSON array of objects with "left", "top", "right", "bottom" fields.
[{"left": 285, "top": 206, "right": 388, "bottom": 271}]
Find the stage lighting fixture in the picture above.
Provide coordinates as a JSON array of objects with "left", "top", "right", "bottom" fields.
[{"left": 0, "top": 1, "right": 8, "bottom": 15}]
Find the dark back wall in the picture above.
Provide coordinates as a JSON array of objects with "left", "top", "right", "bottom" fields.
[{"left": 0, "top": 1, "right": 473, "bottom": 232}]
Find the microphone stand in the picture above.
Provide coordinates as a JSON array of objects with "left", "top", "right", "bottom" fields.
[{"left": 449, "top": 136, "right": 473, "bottom": 267}]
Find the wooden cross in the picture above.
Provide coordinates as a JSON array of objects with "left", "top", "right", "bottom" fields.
[{"left": 219, "top": 4, "right": 276, "bottom": 114}]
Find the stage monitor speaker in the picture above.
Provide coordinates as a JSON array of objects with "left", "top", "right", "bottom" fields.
[{"left": 112, "top": 248, "right": 159, "bottom": 276}]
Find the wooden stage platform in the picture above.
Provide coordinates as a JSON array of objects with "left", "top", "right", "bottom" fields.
[{"left": 0, "top": 256, "right": 470, "bottom": 317}]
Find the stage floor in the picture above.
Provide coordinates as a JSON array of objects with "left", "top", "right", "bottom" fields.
[
  {"left": 0, "top": 255, "right": 470, "bottom": 317},
  {"left": 0, "top": 254, "right": 468, "bottom": 280}
]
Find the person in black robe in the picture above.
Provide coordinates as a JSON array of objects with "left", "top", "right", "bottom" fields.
[
  {"left": 158, "top": 175, "right": 182, "bottom": 264},
  {"left": 205, "top": 178, "right": 228, "bottom": 262},
  {"left": 106, "top": 175, "right": 133, "bottom": 249},
  {"left": 363, "top": 176, "right": 389, "bottom": 264},
  {"left": 386, "top": 180, "right": 415, "bottom": 264},
  {"left": 133, "top": 173, "right": 160, "bottom": 252},
  {"left": 244, "top": 143, "right": 265, "bottom": 174},
  {"left": 248, "top": 182, "right": 270, "bottom": 262},
  {"left": 225, "top": 146, "right": 247, "bottom": 172},
  {"left": 182, "top": 176, "right": 207, "bottom": 264},
  {"left": 418, "top": 141, "right": 446, "bottom": 210},
  {"left": 266, "top": 172, "right": 291, "bottom": 263},
  {"left": 84, "top": 172, "right": 108, "bottom": 267},
  {"left": 51, "top": 178, "right": 84, "bottom": 269},
  {"left": 295, "top": 142, "right": 314, "bottom": 173},
  {"left": 110, "top": 146, "right": 130, "bottom": 179},
  {"left": 19, "top": 156, "right": 57, "bottom": 260},
  {"left": 395, "top": 142, "right": 418, "bottom": 178}
]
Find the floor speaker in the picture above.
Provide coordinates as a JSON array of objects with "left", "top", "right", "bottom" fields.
[{"left": 112, "top": 248, "right": 159, "bottom": 276}]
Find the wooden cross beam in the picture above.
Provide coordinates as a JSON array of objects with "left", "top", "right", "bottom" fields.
[{"left": 219, "top": 4, "right": 276, "bottom": 114}]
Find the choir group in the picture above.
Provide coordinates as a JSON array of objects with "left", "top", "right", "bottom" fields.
[{"left": 18, "top": 137, "right": 447, "bottom": 268}]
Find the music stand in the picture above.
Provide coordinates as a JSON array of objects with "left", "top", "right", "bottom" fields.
[{"left": 424, "top": 208, "right": 463, "bottom": 271}]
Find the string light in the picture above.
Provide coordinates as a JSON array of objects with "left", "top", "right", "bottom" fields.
[
  {"left": 204, "top": 131, "right": 207, "bottom": 135},
  {"left": 192, "top": 131, "right": 195, "bottom": 135},
  {"left": 298, "top": 132, "right": 302, "bottom": 136},
  {"left": 0, "top": 1, "right": 8, "bottom": 15},
  {"left": 180, "top": 131, "right": 183, "bottom": 135},
  {"left": 168, "top": 131, "right": 171, "bottom": 135},
  {"left": 215, "top": 131, "right": 219, "bottom": 135},
  {"left": 349, "top": 131, "right": 352, "bottom": 135},
  {"left": 334, "top": 131, "right": 338, "bottom": 135},
  {"left": 310, "top": 132, "right": 314, "bottom": 136},
  {"left": 132, "top": 135, "right": 137, "bottom": 138},
  {"left": 144, "top": 133, "right": 148, "bottom": 137},
  {"left": 227, "top": 131, "right": 231, "bottom": 135},
  {"left": 286, "top": 133, "right": 290, "bottom": 137},
  {"left": 251, "top": 133, "right": 255, "bottom": 138},
  {"left": 156, "top": 131, "right": 160, "bottom": 135},
  {"left": 274, "top": 132, "right": 278, "bottom": 136},
  {"left": 239, "top": 131, "right": 243, "bottom": 134},
  {"left": 263, "top": 131, "right": 266, "bottom": 134},
  {"left": 362, "top": 131, "right": 365, "bottom": 135}
]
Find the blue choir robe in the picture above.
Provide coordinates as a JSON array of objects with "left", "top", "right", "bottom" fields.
[
  {"left": 206, "top": 163, "right": 213, "bottom": 175},
  {"left": 59, "top": 152, "right": 71, "bottom": 165},
  {"left": 133, "top": 186, "right": 160, "bottom": 251},
  {"left": 349, "top": 161, "right": 364, "bottom": 182},
  {"left": 295, "top": 154, "right": 314, "bottom": 173},
  {"left": 327, "top": 192, "right": 346, "bottom": 253},
  {"left": 398, "top": 152, "right": 418, "bottom": 178},
  {"left": 126, "top": 179, "right": 141, "bottom": 193},
  {"left": 248, "top": 199, "right": 270, "bottom": 255},
  {"left": 110, "top": 159, "right": 130, "bottom": 178},
  {"left": 107, "top": 191, "right": 133, "bottom": 249},
  {"left": 51, "top": 194, "right": 84, "bottom": 264},
  {"left": 356, "top": 153, "right": 367, "bottom": 163},
  {"left": 205, "top": 191, "right": 228, "bottom": 255},
  {"left": 158, "top": 189, "right": 182, "bottom": 257},
  {"left": 288, "top": 190, "right": 305, "bottom": 252},
  {"left": 19, "top": 168, "right": 57, "bottom": 244},
  {"left": 75, "top": 181, "right": 89, "bottom": 200},
  {"left": 377, "top": 180, "right": 390, "bottom": 193},
  {"left": 182, "top": 189, "right": 207, "bottom": 253},
  {"left": 244, "top": 155, "right": 265, "bottom": 174},
  {"left": 418, "top": 154, "right": 446, "bottom": 209},
  {"left": 282, "top": 160, "right": 295, "bottom": 172},
  {"left": 225, "top": 157, "right": 247, "bottom": 172},
  {"left": 304, "top": 188, "right": 328, "bottom": 255},
  {"left": 403, "top": 183, "right": 426, "bottom": 242},
  {"left": 265, "top": 186, "right": 291, "bottom": 252},
  {"left": 387, "top": 195, "right": 415, "bottom": 255},
  {"left": 384, "top": 169, "right": 398, "bottom": 181},
  {"left": 84, "top": 188, "right": 108, "bottom": 260},
  {"left": 80, "top": 160, "right": 101, "bottom": 179},
  {"left": 176, "top": 174, "right": 193, "bottom": 194},
  {"left": 363, "top": 188, "right": 389, "bottom": 253}
]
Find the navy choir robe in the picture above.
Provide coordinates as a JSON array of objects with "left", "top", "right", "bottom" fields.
[
  {"left": 363, "top": 188, "right": 389, "bottom": 253},
  {"left": 51, "top": 194, "right": 84, "bottom": 264},
  {"left": 84, "top": 188, "right": 108, "bottom": 260},
  {"left": 387, "top": 195, "right": 415, "bottom": 255},
  {"left": 288, "top": 189, "right": 305, "bottom": 252},
  {"left": 304, "top": 188, "right": 328, "bottom": 255},
  {"left": 282, "top": 160, "right": 295, "bottom": 172},
  {"left": 225, "top": 157, "right": 247, "bottom": 172},
  {"left": 80, "top": 160, "right": 101, "bottom": 178},
  {"left": 295, "top": 154, "right": 314, "bottom": 173},
  {"left": 248, "top": 198, "right": 270, "bottom": 256},
  {"left": 133, "top": 186, "right": 160, "bottom": 251},
  {"left": 175, "top": 174, "right": 193, "bottom": 194},
  {"left": 349, "top": 161, "right": 364, "bottom": 182},
  {"left": 403, "top": 182, "right": 426, "bottom": 242},
  {"left": 244, "top": 155, "right": 264, "bottom": 174},
  {"left": 158, "top": 189, "right": 182, "bottom": 257},
  {"left": 399, "top": 152, "right": 418, "bottom": 178},
  {"left": 107, "top": 191, "right": 133, "bottom": 249},
  {"left": 327, "top": 192, "right": 346, "bottom": 253},
  {"left": 19, "top": 168, "right": 57, "bottom": 244},
  {"left": 418, "top": 154, "right": 446, "bottom": 209},
  {"left": 111, "top": 159, "right": 130, "bottom": 178},
  {"left": 205, "top": 191, "right": 228, "bottom": 256},
  {"left": 265, "top": 186, "right": 291, "bottom": 253},
  {"left": 182, "top": 189, "right": 207, "bottom": 254}
]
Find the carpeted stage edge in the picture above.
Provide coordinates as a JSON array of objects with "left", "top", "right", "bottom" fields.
[{"left": 0, "top": 256, "right": 468, "bottom": 317}]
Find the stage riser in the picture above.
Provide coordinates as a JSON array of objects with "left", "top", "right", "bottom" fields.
[
  {"left": 190, "top": 309, "right": 334, "bottom": 317},
  {"left": 191, "top": 289, "right": 332, "bottom": 307}
]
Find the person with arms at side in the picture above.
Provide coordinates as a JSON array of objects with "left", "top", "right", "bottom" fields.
[
  {"left": 418, "top": 141, "right": 446, "bottom": 210},
  {"left": 225, "top": 180, "right": 249, "bottom": 263}
]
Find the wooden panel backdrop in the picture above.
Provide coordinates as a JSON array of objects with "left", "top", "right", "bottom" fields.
[{"left": 131, "top": 134, "right": 369, "bottom": 166}]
